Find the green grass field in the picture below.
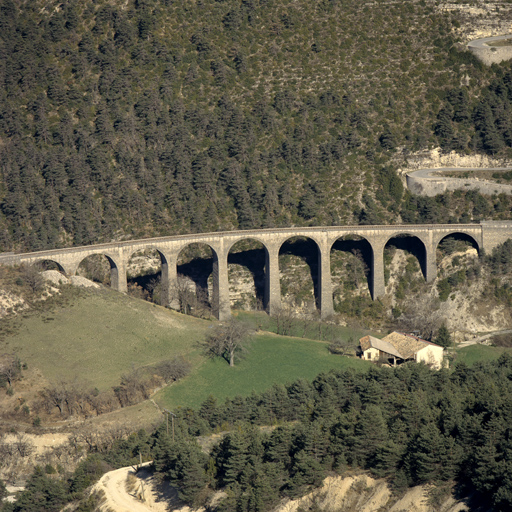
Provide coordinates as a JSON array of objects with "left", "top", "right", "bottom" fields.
[
  {"left": 4, "top": 283, "right": 510, "bottom": 416},
  {"left": 1, "top": 286, "right": 369, "bottom": 405},
  {"left": 454, "top": 344, "right": 510, "bottom": 366},
  {"left": 235, "top": 310, "right": 382, "bottom": 342},
  {"left": 2, "top": 286, "right": 207, "bottom": 389},
  {"left": 154, "top": 332, "right": 369, "bottom": 410}
]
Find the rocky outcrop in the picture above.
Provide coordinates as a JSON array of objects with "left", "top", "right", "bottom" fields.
[
  {"left": 439, "top": 1, "right": 512, "bottom": 43},
  {"left": 402, "top": 148, "right": 512, "bottom": 172},
  {"left": 277, "top": 474, "right": 468, "bottom": 512}
]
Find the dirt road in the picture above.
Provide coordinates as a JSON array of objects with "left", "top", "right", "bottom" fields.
[{"left": 94, "top": 463, "right": 174, "bottom": 512}]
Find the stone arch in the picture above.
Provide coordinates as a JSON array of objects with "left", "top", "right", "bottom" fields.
[
  {"left": 278, "top": 235, "right": 321, "bottom": 311},
  {"left": 225, "top": 235, "right": 270, "bottom": 256},
  {"left": 435, "top": 232, "right": 480, "bottom": 259},
  {"left": 227, "top": 238, "right": 268, "bottom": 311},
  {"left": 435, "top": 232, "right": 480, "bottom": 270},
  {"left": 126, "top": 247, "right": 169, "bottom": 305},
  {"left": 383, "top": 234, "right": 428, "bottom": 299},
  {"left": 76, "top": 253, "right": 121, "bottom": 289},
  {"left": 330, "top": 235, "right": 373, "bottom": 306},
  {"left": 176, "top": 242, "right": 216, "bottom": 317},
  {"left": 32, "top": 259, "right": 67, "bottom": 273},
  {"left": 384, "top": 233, "right": 429, "bottom": 280}
]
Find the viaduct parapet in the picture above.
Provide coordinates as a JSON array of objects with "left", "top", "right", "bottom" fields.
[
  {"left": 1, "top": 222, "right": 511, "bottom": 321},
  {"left": 406, "top": 168, "right": 512, "bottom": 197},
  {"left": 468, "top": 35, "right": 512, "bottom": 66}
]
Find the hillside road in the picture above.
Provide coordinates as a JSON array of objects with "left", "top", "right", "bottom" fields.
[{"left": 94, "top": 462, "right": 172, "bottom": 512}]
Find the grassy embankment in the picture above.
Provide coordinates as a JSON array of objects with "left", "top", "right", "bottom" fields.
[
  {"left": 1, "top": 286, "right": 370, "bottom": 411},
  {"left": 455, "top": 343, "right": 510, "bottom": 366},
  {"left": 3, "top": 285, "right": 509, "bottom": 414},
  {"left": 2, "top": 286, "right": 205, "bottom": 390}
]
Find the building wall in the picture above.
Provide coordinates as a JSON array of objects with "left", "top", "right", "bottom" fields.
[
  {"left": 415, "top": 345, "right": 444, "bottom": 369},
  {"left": 363, "top": 348, "right": 380, "bottom": 361}
]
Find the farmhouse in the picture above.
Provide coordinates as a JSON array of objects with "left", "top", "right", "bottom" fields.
[{"left": 359, "top": 331, "right": 444, "bottom": 369}]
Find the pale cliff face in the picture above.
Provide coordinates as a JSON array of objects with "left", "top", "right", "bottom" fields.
[
  {"left": 439, "top": 1, "right": 512, "bottom": 43},
  {"left": 400, "top": 148, "right": 512, "bottom": 175}
]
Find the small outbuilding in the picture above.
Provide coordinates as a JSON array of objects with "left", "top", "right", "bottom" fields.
[{"left": 359, "top": 331, "right": 444, "bottom": 369}]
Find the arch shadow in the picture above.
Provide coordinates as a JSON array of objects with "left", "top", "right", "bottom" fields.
[
  {"left": 385, "top": 235, "right": 428, "bottom": 280},
  {"left": 33, "top": 259, "right": 66, "bottom": 273},
  {"left": 279, "top": 237, "right": 319, "bottom": 310},
  {"left": 331, "top": 236, "right": 373, "bottom": 295},
  {"left": 228, "top": 239, "right": 266, "bottom": 310},
  {"left": 76, "top": 254, "right": 115, "bottom": 286},
  {"left": 127, "top": 248, "right": 168, "bottom": 304},
  {"left": 436, "top": 233, "right": 480, "bottom": 264},
  {"left": 177, "top": 243, "right": 214, "bottom": 314}
]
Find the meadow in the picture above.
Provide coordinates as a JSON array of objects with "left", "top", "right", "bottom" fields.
[
  {"left": 2, "top": 286, "right": 206, "bottom": 390},
  {"left": 2, "top": 284, "right": 508, "bottom": 415},
  {"left": 1, "top": 286, "right": 369, "bottom": 404},
  {"left": 154, "top": 331, "right": 369, "bottom": 411}
]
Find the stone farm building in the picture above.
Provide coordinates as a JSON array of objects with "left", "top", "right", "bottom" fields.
[{"left": 359, "top": 332, "right": 444, "bottom": 369}]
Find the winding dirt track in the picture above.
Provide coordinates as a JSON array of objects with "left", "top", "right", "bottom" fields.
[{"left": 94, "top": 463, "right": 170, "bottom": 512}]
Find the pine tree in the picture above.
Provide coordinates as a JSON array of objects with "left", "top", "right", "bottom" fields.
[
  {"left": 371, "top": 440, "right": 403, "bottom": 478},
  {"left": 353, "top": 405, "right": 389, "bottom": 468},
  {"left": 435, "top": 106, "right": 455, "bottom": 150},
  {"left": 14, "top": 466, "right": 67, "bottom": 512},
  {"left": 435, "top": 324, "right": 452, "bottom": 348},
  {"left": 287, "top": 450, "right": 325, "bottom": 497},
  {"left": 177, "top": 443, "right": 208, "bottom": 505},
  {"left": 199, "top": 394, "right": 220, "bottom": 428},
  {"left": 217, "top": 430, "right": 250, "bottom": 487},
  {"left": 265, "top": 425, "right": 294, "bottom": 468}
]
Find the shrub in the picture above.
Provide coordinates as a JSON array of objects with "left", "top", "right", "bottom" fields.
[
  {"left": 490, "top": 333, "right": 512, "bottom": 347},
  {"left": 154, "top": 357, "right": 191, "bottom": 383}
]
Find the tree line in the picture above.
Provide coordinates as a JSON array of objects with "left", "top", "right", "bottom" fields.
[
  {"left": 5, "top": 356, "right": 512, "bottom": 511},
  {"left": 151, "top": 356, "right": 512, "bottom": 512}
]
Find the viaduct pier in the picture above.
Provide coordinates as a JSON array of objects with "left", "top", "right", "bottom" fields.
[{"left": 1, "top": 222, "right": 512, "bottom": 321}]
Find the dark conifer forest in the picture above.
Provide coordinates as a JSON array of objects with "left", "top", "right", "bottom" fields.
[
  {"left": 6, "top": 358, "right": 512, "bottom": 511},
  {"left": 2, "top": 0, "right": 512, "bottom": 252},
  {"left": 5, "top": 1, "right": 512, "bottom": 510}
]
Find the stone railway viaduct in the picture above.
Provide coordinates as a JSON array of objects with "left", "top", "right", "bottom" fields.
[{"left": 1, "top": 222, "right": 512, "bottom": 321}]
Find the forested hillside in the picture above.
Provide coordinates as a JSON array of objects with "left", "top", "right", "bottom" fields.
[
  {"left": 7, "top": 357, "right": 512, "bottom": 511},
  {"left": 2, "top": 0, "right": 512, "bottom": 252}
]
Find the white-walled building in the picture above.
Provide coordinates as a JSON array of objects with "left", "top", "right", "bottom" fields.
[{"left": 359, "top": 331, "right": 444, "bottom": 369}]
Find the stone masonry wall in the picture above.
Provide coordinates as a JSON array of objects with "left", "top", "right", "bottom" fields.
[
  {"left": 406, "top": 172, "right": 512, "bottom": 197},
  {"left": 468, "top": 41, "right": 512, "bottom": 65}
]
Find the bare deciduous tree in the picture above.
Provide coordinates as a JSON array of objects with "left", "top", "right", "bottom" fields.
[
  {"left": 39, "top": 379, "right": 95, "bottom": 418},
  {"left": 200, "top": 319, "right": 251, "bottom": 366},
  {"left": 298, "top": 309, "right": 316, "bottom": 338},
  {"left": 40, "top": 382, "right": 72, "bottom": 417},
  {"left": 154, "top": 356, "right": 191, "bottom": 383},
  {"left": 19, "top": 264, "right": 45, "bottom": 294},
  {"left": 113, "top": 367, "right": 155, "bottom": 407},
  {"left": 88, "top": 389, "right": 119, "bottom": 415},
  {"left": 15, "top": 433, "right": 34, "bottom": 458},
  {"left": 274, "top": 306, "right": 296, "bottom": 336},
  {"left": 75, "top": 424, "right": 131, "bottom": 453},
  {"left": 0, "top": 354, "right": 22, "bottom": 388},
  {"left": 171, "top": 274, "right": 198, "bottom": 315},
  {"left": 328, "top": 336, "right": 355, "bottom": 356},
  {"left": 395, "top": 294, "right": 443, "bottom": 341}
]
